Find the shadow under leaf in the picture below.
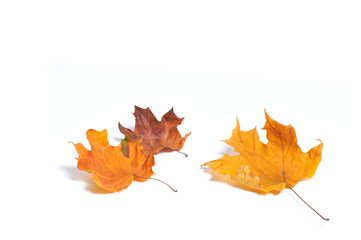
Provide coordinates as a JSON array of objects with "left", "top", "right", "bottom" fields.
[
  {"left": 216, "top": 145, "right": 239, "bottom": 157},
  {"left": 61, "top": 165, "right": 112, "bottom": 194}
]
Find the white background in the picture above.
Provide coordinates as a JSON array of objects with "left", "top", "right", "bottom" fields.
[{"left": 1, "top": 1, "right": 360, "bottom": 239}]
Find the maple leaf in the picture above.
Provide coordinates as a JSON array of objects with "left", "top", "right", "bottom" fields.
[
  {"left": 201, "top": 110, "right": 329, "bottom": 221},
  {"left": 202, "top": 110, "right": 328, "bottom": 220},
  {"left": 72, "top": 129, "right": 155, "bottom": 192},
  {"left": 202, "top": 110, "right": 323, "bottom": 193},
  {"left": 118, "top": 106, "right": 191, "bottom": 155}
]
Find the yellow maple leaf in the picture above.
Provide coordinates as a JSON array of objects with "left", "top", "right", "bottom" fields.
[{"left": 202, "top": 110, "right": 323, "bottom": 193}]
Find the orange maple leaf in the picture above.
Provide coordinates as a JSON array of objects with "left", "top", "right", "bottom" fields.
[
  {"left": 202, "top": 110, "right": 323, "bottom": 192},
  {"left": 118, "top": 106, "right": 191, "bottom": 155},
  {"left": 72, "top": 129, "right": 154, "bottom": 192}
]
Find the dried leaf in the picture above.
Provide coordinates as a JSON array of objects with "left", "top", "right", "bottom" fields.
[
  {"left": 119, "top": 106, "right": 191, "bottom": 155},
  {"left": 202, "top": 110, "right": 323, "bottom": 193},
  {"left": 72, "top": 129, "right": 154, "bottom": 192}
]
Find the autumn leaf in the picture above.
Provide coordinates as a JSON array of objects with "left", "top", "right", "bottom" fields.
[
  {"left": 72, "top": 129, "right": 155, "bottom": 192},
  {"left": 202, "top": 110, "right": 328, "bottom": 220},
  {"left": 118, "top": 106, "right": 191, "bottom": 155}
]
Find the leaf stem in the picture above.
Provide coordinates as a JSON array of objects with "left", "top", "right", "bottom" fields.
[
  {"left": 178, "top": 151, "right": 188, "bottom": 157},
  {"left": 287, "top": 185, "right": 329, "bottom": 221},
  {"left": 134, "top": 175, "right": 178, "bottom": 192}
]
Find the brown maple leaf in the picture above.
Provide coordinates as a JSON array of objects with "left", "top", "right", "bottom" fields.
[
  {"left": 118, "top": 106, "right": 191, "bottom": 155},
  {"left": 72, "top": 129, "right": 155, "bottom": 192},
  {"left": 202, "top": 110, "right": 328, "bottom": 220}
]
